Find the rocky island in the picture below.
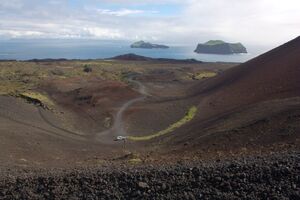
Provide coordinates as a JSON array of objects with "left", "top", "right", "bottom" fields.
[
  {"left": 194, "top": 40, "right": 247, "bottom": 54},
  {"left": 130, "top": 41, "right": 169, "bottom": 49}
]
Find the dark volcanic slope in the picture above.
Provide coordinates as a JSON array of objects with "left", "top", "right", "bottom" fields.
[
  {"left": 192, "top": 36, "right": 300, "bottom": 116},
  {"left": 166, "top": 36, "right": 300, "bottom": 151}
]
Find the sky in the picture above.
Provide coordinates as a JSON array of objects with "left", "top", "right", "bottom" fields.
[{"left": 0, "top": 0, "right": 299, "bottom": 46}]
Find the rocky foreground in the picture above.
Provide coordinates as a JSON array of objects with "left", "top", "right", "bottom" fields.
[{"left": 0, "top": 152, "right": 299, "bottom": 200}]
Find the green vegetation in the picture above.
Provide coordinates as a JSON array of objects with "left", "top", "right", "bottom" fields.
[
  {"left": 130, "top": 41, "right": 169, "bottom": 49},
  {"left": 204, "top": 40, "right": 225, "bottom": 45},
  {"left": 0, "top": 60, "right": 204, "bottom": 111},
  {"left": 229, "top": 43, "right": 245, "bottom": 53},
  {"left": 185, "top": 71, "right": 217, "bottom": 80},
  {"left": 0, "top": 81, "right": 26, "bottom": 95},
  {"left": 128, "top": 158, "right": 143, "bottom": 164},
  {"left": 0, "top": 62, "right": 45, "bottom": 96},
  {"left": 128, "top": 106, "right": 197, "bottom": 141},
  {"left": 0, "top": 61, "right": 133, "bottom": 95},
  {"left": 19, "top": 92, "right": 54, "bottom": 109},
  {"left": 192, "top": 71, "right": 217, "bottom": 79},
  {"left": 195, "top": 40, "right": 247, "bottom": 54},
  {"left": 0, "top": 60, "right": 148, "bottom": 112},
  {"left": 83, "top": 65, "right": 92, "bottom": 73}
]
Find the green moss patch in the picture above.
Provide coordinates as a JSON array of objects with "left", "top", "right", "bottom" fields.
[
  {"left": 185, "top": 71, "right": 217, "bottom": 80},
  {"left": 0, "top": 81, "right": 26, "bottom": 95},
  {"left": 19, "top": 92, "right": 54, "bottom": 109},
  {"left": 128, "top": 158, "right": 143, "bottom": 164},
  {"left": 193, "top": 71, "right": 217, "bottom": 79},
  {"left": 205, "top": 40, "right": 225, "bottom": 45},
  {"left": 128, "top": 106, "right": 197, "bottom": 141}
]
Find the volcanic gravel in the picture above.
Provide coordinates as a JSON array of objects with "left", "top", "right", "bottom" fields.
[{"left": 0, "top": 152, "right": 299, "bottom": 200}]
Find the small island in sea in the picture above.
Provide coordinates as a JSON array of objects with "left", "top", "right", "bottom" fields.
[
  {"left": 194, "top": 40, "right": 247, "bottom": 54},
  {"left": 130, "top": 41, "right": 169, "bottom": 49}
]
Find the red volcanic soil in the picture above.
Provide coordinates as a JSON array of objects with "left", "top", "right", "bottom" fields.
[
  {"left": 0, "top": 76, "right": 142, "bottom": 167},
  {"left": 40, "top": 76, "right": 140, "bottom": 134},
  {"left": 160, "top": 36, "right": 300, "bottom": 156},
  {"left": 43, "top": 76, "right": 138, "bottom": 108}
]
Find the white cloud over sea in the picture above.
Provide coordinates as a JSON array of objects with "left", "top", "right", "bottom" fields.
[{"left": 0, "top": 0, "right": 299, "bottom": 46}]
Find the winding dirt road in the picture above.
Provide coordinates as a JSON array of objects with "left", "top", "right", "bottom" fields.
[
  {"left": 0, "top": 76, "right": 149, "bottom": 146},
  {"left": 95, "top": 77, "right": 149, "bottom": 143}
]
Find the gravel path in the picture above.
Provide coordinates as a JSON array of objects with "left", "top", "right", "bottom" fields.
[{"left": 0, "top": 152, "right": 299, "bottom": 200}]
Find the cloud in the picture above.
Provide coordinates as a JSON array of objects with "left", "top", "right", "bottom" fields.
[
  {"left": 181, "top": 0, "right": 300, "bottom": 45},
  {"left": 82, "top": 27, "right": 123, "bottom": 38},
  {"left": 93, "top": 0, "right": 183, "bottom": 5},
  {"left": 96, "top": 8, "right": 144, "bottom": 16},
  {"left": 0, "top": 0, "right": 299, "bottom": 46},
  {"left": 0, "top": 0, "right": 23, "bottom": 9},
  {"left": 0, "top": 30, "right": 43, "bottom": 38}
]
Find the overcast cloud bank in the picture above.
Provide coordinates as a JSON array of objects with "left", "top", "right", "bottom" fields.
[{"left": 0, "top": 0, "right": 299, "bottom": 46}]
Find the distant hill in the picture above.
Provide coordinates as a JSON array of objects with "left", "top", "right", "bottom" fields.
[
  {"left": 194, "top": 40, "right": 247, "bottom": 54},
  {"left": 110, "top": 53, "right": 151, "bottom": 61},
  {"left": 110, "top": 53, "right": 201, "bottom": 63},
  {"left": 130, "top": 41, "right": 169, "bottom": 49}
]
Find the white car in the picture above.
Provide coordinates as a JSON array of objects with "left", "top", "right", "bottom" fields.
[{"left": 114, "top": 136, "right": 127, "bottom": 141}]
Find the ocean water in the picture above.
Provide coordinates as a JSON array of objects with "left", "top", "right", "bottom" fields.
[{"left": 0, "top": 39, "right": 272, "bottom": 63}]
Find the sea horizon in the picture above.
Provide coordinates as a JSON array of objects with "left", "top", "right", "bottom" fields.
[{"left": 0, "top": 38, "right": 273, "bottom": 63}]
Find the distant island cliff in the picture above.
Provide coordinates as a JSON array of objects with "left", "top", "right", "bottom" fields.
[
  {"left": 194, "top": 40, "right": 247, "bottom": 54},
  {"left": 130, "top": 41, "right": 169, "bottom": 49}
]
